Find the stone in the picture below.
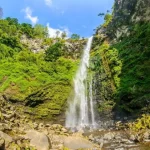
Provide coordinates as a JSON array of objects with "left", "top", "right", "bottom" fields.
[
  {"left": 0, "top": 124, "right": 5, "bottom": 131},
  {"left": 3, "top": 113, "right": 15, "bottom": 119},
  {"left": 0, "top": 131, "right": 13, "bottom": 146},
  {"left": 33, "top": 122, "right": 38, "bottom": 129},
  {"left": 63, "top": 136, "right": 95, "bottom": 150},
  {"left": 103, "top": 132, "right": 115, "bottom": 140},
  {"left": 143, "top": 131, "right": 150, "bottom": 140},
  {"left": 0, "top": 138, "right": 5, "bottom": 150},
  {"left": 89, "top": 134, "right": 94, "bottom": 141},
  {"left": 52, "top": 124, "right": 63, "bottom": 130},
  {"left": 45, "top": 124, "right": 51, "bottom": 127},
  {"left": 38, "top": 123, "right": 44, "bottom": 129},
  {"left": 10, "top": 117, "right": 15, "bottom": 122},
  {"left": 25, "top": 130, "right": 51, "bottom": 150},
  {"left": 130, "top": 134, "right": 136, "bottom": 141},
  {"left": 61, "top": 128, "right": 68, "bottom": 133}
]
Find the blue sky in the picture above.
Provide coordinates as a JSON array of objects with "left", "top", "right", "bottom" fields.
[{"left": 0, "top": 0, "right": 114, "bottom": 37}]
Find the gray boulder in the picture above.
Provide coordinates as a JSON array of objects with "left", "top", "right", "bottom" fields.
[{"left": 25, "top": 130, "right": 51, "bottom": 150}]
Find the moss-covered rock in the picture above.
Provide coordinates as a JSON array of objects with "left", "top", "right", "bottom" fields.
[
  {"left": 92, "top": 0, "right": 150, "bottom": 117},
  {"left": 25, "top": 82, "right": 72, "bottom": 119}
]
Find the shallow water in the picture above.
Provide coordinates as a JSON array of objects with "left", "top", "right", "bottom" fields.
[{"left": 83, "top": 130, "right": 150, "bottom": 150}]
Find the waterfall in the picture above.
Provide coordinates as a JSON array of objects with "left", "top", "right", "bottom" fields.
[
  {"left": 65, "top": 37, "right": 97, "bottom": 130},
  {"left": 89, "top": 75, "right": 96, "bottom": 127}
]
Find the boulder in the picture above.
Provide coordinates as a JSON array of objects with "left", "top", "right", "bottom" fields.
[
  {"left": 63, "top": 136, "right": 94, "bottom": 150},
  {"left": 0, "top": 138, "right": 5, "bottom": 150},
  {"left": 143, "top": 131, "right": 150, "bottom": 140},
  {"left": 0, "top": 131, "right": 13, "bottom": 146},
  {"left": 25, "top": 130, "right": 51, "bottom": 150},
  {"left": 103, "top": 132, "right": 115, "bottom": 140},
  {"left": 61, "top": 128, "right": 68, "bottom": 133}
]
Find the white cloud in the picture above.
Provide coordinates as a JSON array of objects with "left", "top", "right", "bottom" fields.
[
  {"left": 47, "top": 23, "right": 71, "bottom": 38},
  {"left": 45, "top": 0, "right": 52, "bottom": 7},
  {"left": 59, "top": 26, "right": 71, "bottom": 37},
  {"left": 24, "top": 7, "right": 38, "bottom": 25}
]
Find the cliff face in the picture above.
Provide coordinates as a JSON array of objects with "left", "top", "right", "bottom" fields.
[
  {"left": 106, "top": 0, "right": 150, "bottom": 39},
  {"left": 91, "top": 0, "right": 150, "bottom": 122},
  {"left": 113, "top": 0, "right": 150, "bottom": 23}
]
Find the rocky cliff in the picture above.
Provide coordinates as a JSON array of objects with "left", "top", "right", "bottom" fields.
[
  {"left": 0, "top": 17, "right": 87, "bottom": 121},
  {"left": 91, "top": 0, "right": 150, "bottom": 123}
]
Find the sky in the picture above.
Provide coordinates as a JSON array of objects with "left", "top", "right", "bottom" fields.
[{"left": 0, "top": 0, "right": 114, "bottom": 37}]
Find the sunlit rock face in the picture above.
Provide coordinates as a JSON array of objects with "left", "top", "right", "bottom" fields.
[
  {"left": 96, "top": 0, "right": 150, "bottom": 40},
  {"left": 113, "top": 0, "right": 150, "bottom": 23}
]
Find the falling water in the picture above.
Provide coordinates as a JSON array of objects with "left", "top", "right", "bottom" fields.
[
  {"left": 89, "top": 75, "right": 96, "bottom": 127},
  {"left": 65, "top": 37, "right": 97, "bottom": 130}
]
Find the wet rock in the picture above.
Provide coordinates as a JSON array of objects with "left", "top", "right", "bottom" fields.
[{"left": 25, "top": 130, "right": 51, "bottom": 150}]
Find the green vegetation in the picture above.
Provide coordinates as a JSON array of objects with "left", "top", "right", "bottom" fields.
[
  {"left": 45, "top": 42, "right": 64, "bottom": 61},
  {"left": 33, "top": 24, "right": 48, "bottom": 38},
  {"left": 128, "top": 114, "right": 150, "bottom": 132},
  {"left": 0, "top": 17, "right": 79, "bottom": 119},
  {"left": 91, "top": 42, "right": 121, "bottom": 113},
  {"left": 71, "top": 34, "right": 80, "bottom": 40},
  {"left": 113, "top": 23, "right": 150, "bottom": 113},
  {"left": 61, "top": 31, "right": 67, "bottom": 39},
  {"left": 92, "top": 20, "right": 150, "bottom": 115},
  {"left": 102, "top": 14, "right": 112, "bottom": 28}
]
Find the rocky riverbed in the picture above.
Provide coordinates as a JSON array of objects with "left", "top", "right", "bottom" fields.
[{"left": 0, "top": 95, "right": 150, "bottom": 150}]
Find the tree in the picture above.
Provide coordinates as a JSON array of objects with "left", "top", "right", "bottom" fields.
[
  {"left": 71, "top": 34, "right": 80, "bottom": 40},
  {"left": 102, "top": 13, "right": 112, "bottom": 27},
  {"left": 45, "top": 42, "right": 63, "bottom": 61},
  {"left": 20, "top": 23, "right": 34, "bottom": 38},
  {"left": 61, "top": 31, "right": 67, "bottom": 39},
  {"left": 56, "top": 30, "right": 60, "bottom": 38},
  {"left": 98, "top": 13, "right": 105, "bottom": 17},
  {"left": 0, "top": 7, "right": 3, "bottom": 19},
  {"left": 34, "top": 24, "right": 48, "bottom": 38},
  {"left": 6, "top": 17, "right": 19, "bottom": 26}
]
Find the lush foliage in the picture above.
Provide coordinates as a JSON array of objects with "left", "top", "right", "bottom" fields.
[
  {"left": 45, "top": 42, "right": 64, "bottom": 61},
  {"left": 91, "top": 42, "right": 121, "bottom": 112},
  {"left": 0, "top": 17, "right": 78, "bottom": 119},
  {"left": 112, "top": 23, "right": 150, "bottom": 113},
  {"left": 71, "top": 34, "right": 80, "bottom": 40},
  {"left": 102, "top": 14, "right": 112, "bottom": 28},
  {"left": 128, "top": 114, "right": 150, "bottom": 132},
  {"left": 92, "top": 22, "right": 150, "bottom": 114}
]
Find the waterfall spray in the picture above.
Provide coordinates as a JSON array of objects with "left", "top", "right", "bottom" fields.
[{"left": 65, "top": 37, "right": 97, "bottom": 130}]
